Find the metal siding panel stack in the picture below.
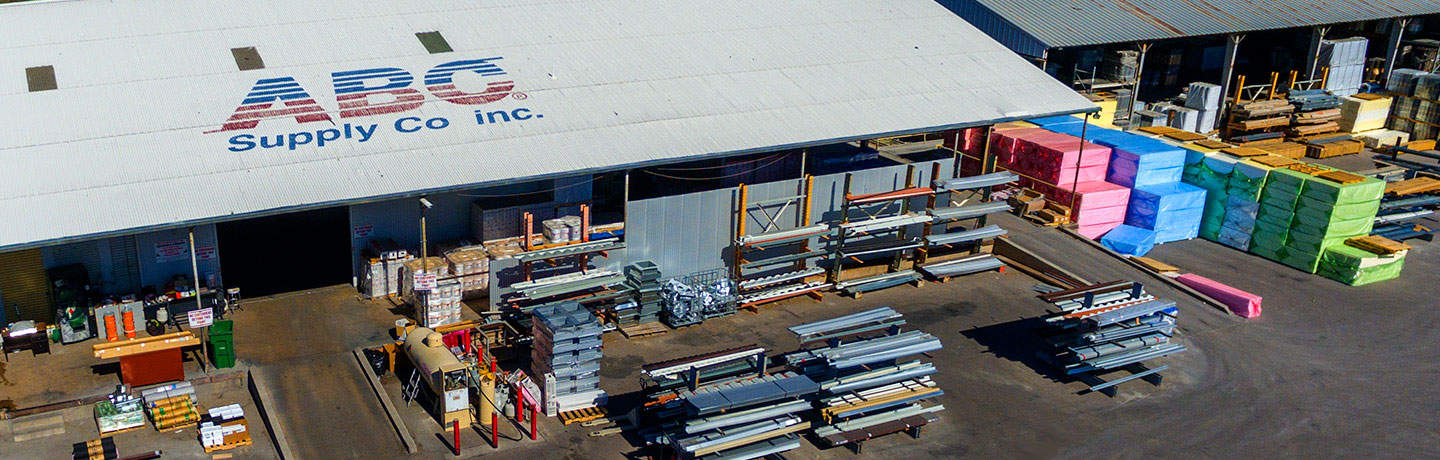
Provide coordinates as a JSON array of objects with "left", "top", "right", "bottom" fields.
[{"left": 531, "top": 302, "right": 607, "bottom": 415}]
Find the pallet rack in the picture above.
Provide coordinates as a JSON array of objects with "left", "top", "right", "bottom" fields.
[
  {"left": 499, "top": 204, "right": 628, "bottom": 311},
  {"left": 732, "top": 176, "right": 831, "bottom": 309}
]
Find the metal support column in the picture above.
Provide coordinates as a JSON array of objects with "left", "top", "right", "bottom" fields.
[
  {"left": 1216, "top": 34, "right": 1244, "bottom": 131},
  {"left": 1385, "top": 18, "right": 1412, "bottom": 85},
  {"left": 828, "top": 174, "right": 853, "bottom": 284},
  {"left": 1306, "top": 26, "right": 1330, "bottom": 80},
  {"left": 1126, "top": 43, "right": 1151, "bottom": 128},
  {"left": 889, "top": 165, "right": 916, "bottom": 272},
  {"left": 919, "top": 163, "right": 941, "bottom": 264}
]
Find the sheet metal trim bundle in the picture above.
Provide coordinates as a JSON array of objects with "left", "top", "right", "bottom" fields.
[
  {"left": 635, "top": 307, "right": 945, "bottom": 458},
  {"left": 1036, "top": 281, "right": 1185, "bottom": 394}
]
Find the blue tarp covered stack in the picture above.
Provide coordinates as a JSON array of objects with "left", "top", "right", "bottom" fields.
[
  {"left": 1125, "top": 182, "right": 1208, "bottom": 243},
  {"left": 1036, "top": 281, "right": 1184, "bottom": 395}
]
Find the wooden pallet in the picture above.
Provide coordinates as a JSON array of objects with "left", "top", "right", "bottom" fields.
[
  {"left": 1249, "top": 155, "right": 1301, "bottom": 168},
  {"left": 559, "top": 406, "right": 607, "bottom": 425},
  {"left": 1194, "top": 140, "right": 1232, "bottom": 150},
  {"left": 1385, "top": 176, "right": 1440, "bottom": 196},
  {"left": 617, "top": 322, "right": 668, "bottom": 339},
  {"left": 1256, "top": 142, "right": 1307, "bottom": 159},
  {"left": 1220, "top": 147, "right": 1270, "bottom": 158},
  {"left": 1314, "top": 170, "right": 1366, "bottom": 184},
  {"left": 1346, "top": 236, "right": 1412, "bottom": 255}
]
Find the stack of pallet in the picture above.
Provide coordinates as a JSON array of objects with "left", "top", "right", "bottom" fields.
[
  {"left": 1227, "top": 99, "right": 1293, "bottom": 145},
  {"left": 444, "top": 247, "right": 489, "bottom": 297},
  {"left": 1036, "top": 281, "right": 1184, "bottom": 395},
  {"left": 199, "top": 404, "right": 252, "bottom": 453},
  {"left": 1386, "top": 69, "right": 1440, "bottom": 140},
  {"left": 1318, "top": 37, "right": 1368, "bottom": 97},
  {"left": 617, "top": 261, "right": 663, "bottom": 327},
  {"left": 531, "top": 302, "right": 606, "bottom": 416},
  {"left": 784, "top": 308, "right": 944, "bottom": 454}
]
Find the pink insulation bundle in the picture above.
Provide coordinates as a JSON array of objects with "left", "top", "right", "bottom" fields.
[{"left": 1174, "top": 273, "right": 1262, "bottom": 318}]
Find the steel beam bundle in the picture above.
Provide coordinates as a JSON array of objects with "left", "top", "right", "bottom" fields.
[
  {"left": 915, "top": 254, "right": 1004, "bottom": 279},
  {"left": 842, "top": 213, "right": 933, "bottom": 236},
  {"left": 1037, "top": 281, "right": 1184, "bottom": 394},
  {"left": 927, "top": 201, "right": 1013, "bottom": 221},
  {"left": 834, "top": 270, "right": 922, "bottom": 295},
  {"left": 923, "top": 224, "right": 1006, "bottom": 246},
  {"left": 512, "top": 238, "right": 625, "bottom": 263},
  {"left": 507, "top": 270, "right": 623, "bottom": 300}
]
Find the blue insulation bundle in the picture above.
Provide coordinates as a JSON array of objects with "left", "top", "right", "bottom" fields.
[
  {"left": 1027, "top": 116, "right": 1085, "bottom": 128},
  {"left": 1125, "top": 182, "right": 1208, "bottom": 243},
  {"left": 1103, "top": 138, "right": 1188, "bottom": 188},
  {"left": 1100, "top": 224, "right": 1157, "bottom": 256}
]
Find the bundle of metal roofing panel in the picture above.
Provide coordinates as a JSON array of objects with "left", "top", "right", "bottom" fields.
[
  {"left": 531, "top": 302, "right": 607, "bottom": 415},
  {"left": 656, "top": 370, "right": 819, "bottom": 460},
  {"left": 1037, "top": 281, "right": 1184, "bottom": 394},
  {"left": 617, "top": 261, "right": 663, "bottom": 326},
  {"left": 1289, "top": 89, "right": 1342, "bottom": 112},
  {"left": 782, "top": 308, "right": 946, "bottom": 451},
  {"left": 916, "top": 253, "right": 1004, "bottom": 279},
  {"left": 926, "top": 201, "right": 1012, "bottom": 221},
  {"left": 508, "top": 270, "right": 624, "bottom": 301},
  {"left": 923, "top": 224, "right": 1006, "bottom": 246},
  {"left": 833, "top": 270, "right": 921, "bottom": 296},
  {"left": 931, "top": 171, "right": 1019, "bottom": 192}
]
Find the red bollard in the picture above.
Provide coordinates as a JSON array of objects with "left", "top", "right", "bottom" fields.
[
  {"left": 517, "top": 394, "right": 525, "bottom": 422},
  {"left": 529, "top": 407, "right": 537, "bottom": 440},
  {"left": 452, "top": 420, "right": 460, "bottom": 456},
  {"left": 492, "top": 412, "right": 500, "bottom": 448}
]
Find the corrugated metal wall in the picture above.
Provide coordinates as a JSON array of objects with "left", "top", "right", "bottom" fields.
[
  {"left": 0, "top": 249, "right": 49, "bottom": 322},
  {"left": 42, "top": 235, "right": 141, "bottom": 296},
  {"left": 621, "top": 160, "right": 954, "bottom": 278},
  {"left": 134, "top": 225, "right": 221, "bottom": 289}
]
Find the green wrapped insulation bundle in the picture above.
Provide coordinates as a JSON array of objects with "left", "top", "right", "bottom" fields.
[
  {"left": 1318, "top": 244, "right": 1406, "bottom": 286},
  {"left": 1280, "top": 173, "right": 1384, "bottom": 273}
]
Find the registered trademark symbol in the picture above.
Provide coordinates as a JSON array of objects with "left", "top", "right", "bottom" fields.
[{"left": 512, "top": 92, "right": 528, "bottom": 100}]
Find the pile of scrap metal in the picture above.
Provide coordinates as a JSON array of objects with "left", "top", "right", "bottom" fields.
[
  {"left": 782, "top": 307, "right": 945, "bottom": 454},
  {"left": 638, "top": 345, "right": 818, "bottom": 460},
  {"left": 661, "top": 269, "right": 737, "bottom": 328},
  {"left": 1036, "top": 281, "right": 1184, "bottom": 395}
]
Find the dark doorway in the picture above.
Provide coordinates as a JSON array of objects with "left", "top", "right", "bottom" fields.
[{"left": 217, "top": 207, "right": 350, "bottom": 297}]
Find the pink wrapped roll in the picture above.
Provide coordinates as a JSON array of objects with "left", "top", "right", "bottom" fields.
[{"left": 1175, "top": 273, "right": 1262, "bottom": 318}]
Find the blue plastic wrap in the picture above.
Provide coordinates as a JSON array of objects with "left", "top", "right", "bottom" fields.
[
  {"left": 1128, "top": 182, "right": 1208, "bottom": 216},
  {"left": 1042, "top": 122, "right": 1088, "bottom": 137},
  {"left": 1100, "top": 224, "right": 1157, "bottom": 256},
  {"left": 1153, "top": 220, "right": 1201, "bottom": 244},
  {"left": 1108, "top": 162, "right": 1184, "bottom": 188}
]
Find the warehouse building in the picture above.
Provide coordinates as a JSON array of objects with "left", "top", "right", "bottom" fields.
[
  {"left": 0, "top": 0, "right": 1093, "bottom": 324},
  {"left": 938, "top": 0, "right": 1440, "bottom": 119}
]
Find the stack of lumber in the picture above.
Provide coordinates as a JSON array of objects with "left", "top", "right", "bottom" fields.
[{"left": 1227, "top": 100, "right": 1293, "bottom": 145}]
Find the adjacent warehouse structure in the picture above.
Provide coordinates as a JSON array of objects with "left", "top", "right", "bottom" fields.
[
  {"left": 939, "top": 0, "right": 1440, "bottom": 118},
  {"left": 0, "top": 0, "right": 1093, "bottom": 322}
]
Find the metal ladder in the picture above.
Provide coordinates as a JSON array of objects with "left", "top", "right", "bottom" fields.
[{"left": 403, "top": 369, "right": 422, "bottom": 406}]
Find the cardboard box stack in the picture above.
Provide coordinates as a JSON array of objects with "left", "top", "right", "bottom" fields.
[
  {"left": 401, "top": 257, "right": 462, "bottom": 328},
  {"left": 531, "top": 302, "right": 606, "bottom": 416}
]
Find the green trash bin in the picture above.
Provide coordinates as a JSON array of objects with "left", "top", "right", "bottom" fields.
[{"left": 209, "top": 319, "right": 235, "bottom": 368}]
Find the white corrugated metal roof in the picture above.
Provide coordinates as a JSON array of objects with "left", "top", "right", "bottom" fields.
[{"left": 0, "top": 0, "right": 1092, "bottom": 250}]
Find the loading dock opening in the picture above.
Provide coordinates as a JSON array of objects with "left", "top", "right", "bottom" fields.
[{"left": 217, "top": 207, "right": 351, "bottom": 297}]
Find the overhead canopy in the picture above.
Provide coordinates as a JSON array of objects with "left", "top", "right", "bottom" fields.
[
  {"left": 0, "top": 0, "right": 1093, "bottom": 251},
  {"left": 939, "top": 0, "right": 1440, "bottom": 56}
]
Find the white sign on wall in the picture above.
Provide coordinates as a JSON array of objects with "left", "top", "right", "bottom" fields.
[{"left": 187, "top": 308, "right": 214, "bottom": 328}]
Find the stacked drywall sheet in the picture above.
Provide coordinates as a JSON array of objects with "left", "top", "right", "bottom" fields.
[
  {"left": 1281, "top": 173, "right": 1384, "bottom": 273},
  {"left": 532, "top": 302, "right": 606, "bottom": 415},
  {"left": 1318, "top": 38, "right": 1367, "bottom": 97},
  {"left": 1386, "top": 69, "right": 1440, "bottom": 140},
  {"left": 1353, "top": 129, "right": 1410, "bottom": 149},
  {"left": 1339, "top": 94, "right": 1392, "bottom": 133},
  {"left": 1100, "top": 224, "right": 1157, "bottom": 256},
  {"left": 1318, "top": 243, "right": 1406, "bottom": 286},
  {"left": 1124, "top": 182, "right": 1207, "bottom": 244},
  {"left": 445, "top": 247, "right": 489, "bottom": 296},
  {"left": 1182, "top": 82, "right": 1222, "bottom": 132}
]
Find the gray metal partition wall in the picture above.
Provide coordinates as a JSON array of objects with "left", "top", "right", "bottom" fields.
[{"left": 621, "top": 160, "right": 955, "bottom": 279}]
